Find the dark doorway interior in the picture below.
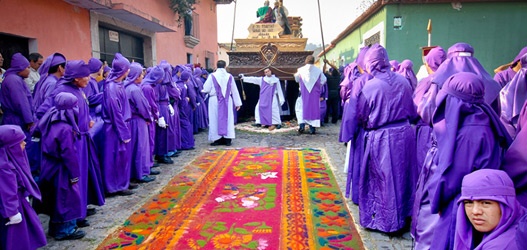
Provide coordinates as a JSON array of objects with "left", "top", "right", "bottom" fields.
[
  {"left": 99, "top": 26, "right": 144, "bottom": 66},
  {"left": 0, "top": 33, "right": 29, "bottom": 69}
]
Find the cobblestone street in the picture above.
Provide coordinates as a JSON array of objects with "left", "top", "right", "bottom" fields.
[{"left": 40, "top": 121, "right": 413, "bottom": 250}]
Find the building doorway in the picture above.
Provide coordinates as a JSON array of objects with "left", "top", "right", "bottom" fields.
[
  {"left": 0, "top": 33, "right": 29, "bottom": 69},
  {"left": 99, "top": 26, "right": 144, "bottom": 66}
]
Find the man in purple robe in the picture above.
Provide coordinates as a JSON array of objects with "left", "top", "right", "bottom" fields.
[
  {"left": 176, "top": 70, "right": 196, "bottom": 149},
  {"left": 239, "top": 68, "right": 285, "bottom": 130},
  {"left": 454, "top": 169, "right": 526, "bottom": 250},
  {"left": 411, "top": 46, "right": 447, "bottom": 249},
  {"left": 36, "top": 60, "right": 105, "bottom": 228},
  {"left": 141, "top": 66, "right": 164, "bottom": 170},
  {"left": 427, "top": 72, "right": 511, "bottom": 250},
  {"left": 124, "top": 62, "right": 157, "bottom": 183},
  {"left": 0, "top": 53, "right": 33, "bottom": 133},
  {"left": 499, "top": 53, "right": 527, "bottom": 138},
  {"left": 157, "top": 61, "right": 180, "bottom": 162},
  {"left": 0, "top": 125, "right": 47, "bottom": 249},
  {"left": 32, "top": 53, "right": 66, "bottom": 113},
  {"left": 494, "top": 46, "right": 527, "bottom": 87},
  {"left": 85, "top": 58, "right": 104, "bottom": 121},
  {"left": 202, "top": 60, "right": 242, "bottom": 146},
  {"left": 294, "top": 55, "right": 327, "bottom": 134},
  {"left": 100, "top": 53, "right": 133, "bottom": 196},
  {"left": 37, "top": 92, "right": 85, "bottom": 240},
  {"left": 397, "top": 59, "right": 417, "bottom": 90},
  {"left": 355, "top": 44, "right": 417, "bottom": 233},
  {"left": 192, "top": 67, "right": 208, "bottom": 132}
]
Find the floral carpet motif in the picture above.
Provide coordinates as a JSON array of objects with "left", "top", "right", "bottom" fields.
[{"left": 98, "top": 147, "right": 364, "bottom": 250}]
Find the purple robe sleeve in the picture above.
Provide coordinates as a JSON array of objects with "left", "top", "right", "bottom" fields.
[
  {"left": 5, "top": 79, "right": 34, "bottom": 124},
  {"left": 130, "top": 88, "right": 152, "bottom": 120},
  {"left": 142, "top": 86, "right": 159, "bottom": 120},
  {"left": 0, "top": 166, "right": 19, "bottom": 218},
  {"left": 105, "top": 91, "right": 131, "bottom": 142},
  {"left": 57, "top": 127, "right": 81, "bottom": 181},
  {"left": 167, "top": 83, "right": 181, "bottom": 101},
  {"left": 186, "top": 82, "right": 197, "bottom": 110}
]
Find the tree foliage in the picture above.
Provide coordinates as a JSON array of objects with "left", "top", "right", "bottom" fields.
[{"left": 169, "top": 0, "right": 196, "bottom": 26}]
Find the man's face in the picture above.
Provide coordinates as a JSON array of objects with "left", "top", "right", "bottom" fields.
[
  {"left": 74, "top": 76, "right": 90, "bottom": 88},
  {"left": 264, "top": 69, "right": 272, "bottom": 77},
  {"left": 30, "top": 58, "right": 43, "bottom": 70},
  {"left": 18, "top": 66, "right": 31, "bottom": 78},
  {"left": 464, "top": 199, "right": 502, "bottom": 233},
  {"left": 0, "top": 53, "right": 4, "bottom": 67}
]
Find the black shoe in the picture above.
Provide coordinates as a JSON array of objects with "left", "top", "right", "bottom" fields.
[
  {"left": 151, "top": 163, "right": 160, "bottom": 168},
  {"left": 169, "top": 152, "right": 179, "bottom": 158},
  {"left": 86, "top": 208, "right": 96, "bottom": 217},
  {"left": 54, "top": 229, "right": 86, "bottom": 241},
  {"left": 225, "top": 141, "right": 232, "bottom": 146},
  {"left": 251, "top": 123, "right": 261, "bottom": 127},
  {"left": 309, "top": 126, "right": 316, "bottom": 134},
  {"left": 331, "top": 119, "right": 338, "bottom": 124},
  {"left": 150, "top": 169, "right": 161, "bottom": 175},
  {"left": 128, "top": 183, "right": 139, "bottom": 190},
  {"left": 157, "top": 156, "right": 173, "bottom": 164},
  {"left": 298, "top": 124, "right": 305, "bottom": 134},
  {"left": 117, "top": 190, "right": 135, "bottom": 196},
  {"left": 76, "top": 219, "right": 90, "bottom": 228},
  {"left": 138, "top": 176, "right": 156, "bottom": 183},
  {"left": 210, "top": 142, "right": 220, "bottom": 146},
  {"left": 276, "top": 124, "right": 282, "bottom": 129}
]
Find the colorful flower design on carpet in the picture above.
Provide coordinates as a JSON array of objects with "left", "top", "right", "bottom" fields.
[{"left": 98, "top": 147, "right": 363, "bottom": 250}]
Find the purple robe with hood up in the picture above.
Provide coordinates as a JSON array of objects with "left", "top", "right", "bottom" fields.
[
  {"left": 36, "top": 60, "right": 105, "bottom": 217},
  {"left": 356, "top": 44, "right": 417, "bottom": 233},
  {"left": 37, "top": 92, "right": 82, "bottom": 223},
  {"left": 494, "top": 46, "right": 527, "bottom": 88},
  {"left": 397, "top": 59, "right": 417, "bottom": 90},
  {"left": 141, "top": 66, "right": 164, "bottom": 167},
  {"left": 428, "top": 72, "right": 511, "bottom": 250},
  {"left": 0, "top": 125, "right": 46, "bottom": 250},
  {"left": 176, "top": 70, "right": 196, "bottom": 149},
  {"left": 454, "top": 169, "right": 526, "bottom": 250},
  {"left": 32, "top": 53, "right": 66, "bottom": 113},
  {"left": 100, "top": 53, "right": 132, "bottom": 193},
  {"left": 125, "top": 62, "right": 152, "bottom": 180},
  {"left": 499, "top": 53, "right": 527, "bottom": 138},
  {"left": 192, "top": 68, "right": 208, "bottom": 130},
  {"left": 159, "top": 61, "right": 181, "bottom": 152}
]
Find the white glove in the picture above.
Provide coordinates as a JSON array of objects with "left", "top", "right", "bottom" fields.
[
  {"left": 168, "top": 105, "right": 175, "bottom": 116},
  {"left": 5, "top": 212, "right": 22, "bottom": 226},
  {"left": 25, "top": 197, "right": 30, "bottom": 203},
  {"left": 158, "top": 117, "right": 167, "bottom": 128}
]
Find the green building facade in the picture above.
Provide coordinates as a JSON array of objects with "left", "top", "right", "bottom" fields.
[{"left": 321, "top": 1, "right": 527, "bottom": 73}]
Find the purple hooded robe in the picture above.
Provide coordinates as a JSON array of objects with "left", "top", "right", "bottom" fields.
[
  {"left": 0, "top": 125, "right": 47, "bottom": 250},
  {"left": 501, "top": 100, "right": 527, "bottom": 207},
  {"left": 125, "top": 62, "right": 152, "bottom": 180},
  {"left": 100, "top": 53, "right": 132, "bottom": 193},
  {"left": 36, "top": 60, "right": 106, "bottom": 217},
  {"left": 176, "top": 71, "right": 196, "bottom": 149},
  {"left": 397, "top": 59, "right": 417, "bottom": 90},
  {"left": 494, "top": 46, "right": 527, "bottom": 88},
  {"left": 338, "top": 62, "right": 360, "bottom": 143},
  {"left": 411, "top": 46, "right": 447, "bottom": 248},
  {"left": 192, "top": 68, "right": 208, "bottom": 130},
  {"left": 141, "top": 66, "right": 164, "bottom": 167},
  {"left": 389, "top": 59, "right": 400, "bottom": 72},
  {"left": 158, "top": 61, "right": 181, "bottom": 152},
  {"left": 454, "top": 169, "right": 526, "bottom": 250},
  {"left": 85, "top": 58, "right": 104, "bottom": 121},
  {"left": 499, "top": 53, "right": 527, "bottom": 138},
  {"left": 32, "top": 53, "right": 66, "bottom": 113},
  {"left": 37, "top": 92, "right": 82, "bottom": 223},
  {"left": 320, "top": 83, "right": 328, "bottom": 123},
  {"left": 356, "top": 44, "right": 418, "bottom": 233},
  {"left": 432, "top": 42, "right": 502, "bottom": 115},
  {"left": 428, "top": 72, "right": 511, "bottom": 250}
]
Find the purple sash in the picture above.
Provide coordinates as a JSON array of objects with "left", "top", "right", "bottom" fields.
[
  {"left": 211, "top": 75, "right": 232, "bottom": 136},
  {"left": 300, "top": 74, "right": 322, "bottom": 120},
  {"left": 259, "top": 77, "right": 277, "bottom": 125}
]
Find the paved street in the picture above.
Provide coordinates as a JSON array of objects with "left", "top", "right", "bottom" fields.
[{"left": 40, "top": 121, "right": 413, "bottom": 250}]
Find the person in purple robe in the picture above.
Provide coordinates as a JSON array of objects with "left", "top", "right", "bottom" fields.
[
  {"left": 342, "top": 47, "right": 373, "bottom": 204},
  {"left": 454, "top": 169, "right": 526, "bottom": 250},
  {"left": 494, "top": 46, "right": 527, "bottom": 88},
  {"left": 397, "top": 59, "right": 417, "bottom": 90},
  {"left": 294, "top": 55, "right": 327, "bottom": 134},
  {"left": 37, "top": 92, "right": 85, "bottom": 240},
  {"left": 151, "top": 63, "right": 172, "bottom": 165},
  {"left": 97, "top": 65, "right": 111, "bottom": 92},
  {"left": 32, "top": 53, "right": 66, "bottom": 112},
  {"left": 85, "top": 58, "right": 104, "bottom": 121},
  {"left": 239, "top": 68, "right": 285, "bottom": 130},
  {"left": 411, "top": 46, "right": 447, "bottom": 249},
  {"left": 389, "top": 59, "right": 399, "bottom": 72},
  {"left": 158, "top": 61, "right": 181, "bottom": 160},
  {"left": 141, "top": 66, "right": 164, "bottom": 170},
  {"left": 517, "top": 214, "right": 527, "bottom": 247},
  {"left": 432, "top": 42, "right": 502, "bottom": 114},
  {"left": 319, "top": 82, "right": 328, "bottom": 125},
  {"left": 176, "top": 70, "right": 196, "bottom": 150},
  {"left": 100, "top": 53, "right": 134, "bottom": 196},
  {"left": 202, "top": 60, "right": 243, "bottom": 146},
  {"left": 36, "top": 60, "right": 105, "bottom": 227},
  {"left": 427, "top": 72, "right": 511, "bottom": 250},
  {"left": 124, "top": 62, "right": 157, "bottom": 183},
  {"left": 501, "top": 99, "right": 527, "bottom": 207},
  {"left": 355, "top": 43, "right": 417, "bottom": 233},
  {"left": 499, "top": 53, "right": 527, "bottom": 138},
  {"left": 0, "top": 125, "right": 47, "bottom": 249},
  {"left": 191, "top": 67, "right": 208, "bottom": 132},
  {"left": 338, "top": 62, "right": 360, "bottom": 143}
]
